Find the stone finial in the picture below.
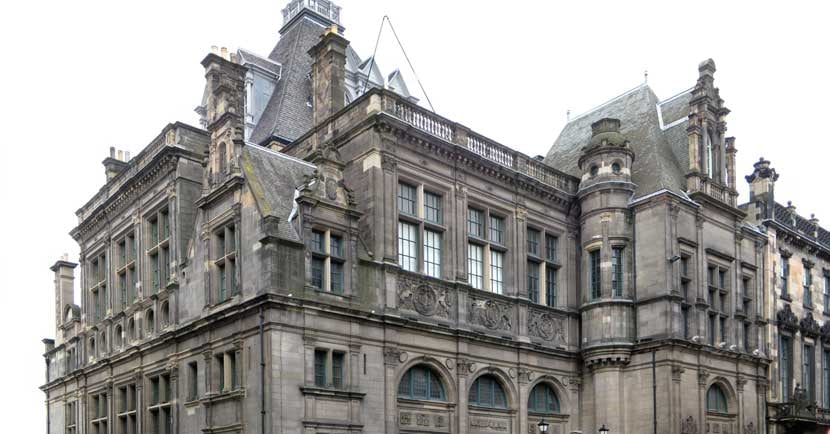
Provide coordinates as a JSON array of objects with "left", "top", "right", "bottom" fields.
[
  {"left": 698, "top": 58, "right": 716, "bottom": 77},
  {"left": 745, "top": 157, "right": 779, "bottom": 183},
  {"left": 787, "top": 201, "right": 796, "bottom": 213},
  {"left": 810, "top": 214, "right": 819, "bottom": 226}
]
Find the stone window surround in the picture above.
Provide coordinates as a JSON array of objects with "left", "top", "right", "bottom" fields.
[
  {"left": 89, "top": 388, "right": 109, "bottom": 434},
  {"left": 115, "top": 381, "right": 138, "bottom": 434},
  {"left": 144, "top": 204, "right": 172, "bottom": 295},
  {"left": 305, "top": 341, "right": 352, "bottom": 390},
  {"left": 213, "top": 343, "right": 243, "bottom": 394},
  {"left": 114, "top": 227, "right": 138, "bottom": 310},
  {"left": 526, "top": 220, "right": 562, "bottom": 307},
  {"left": 204, "top": 208, "right": 241, "bottom": 306},
  {"left": 146, "top": 370, "right": 173, "bottom": 434},
  {"left": 466, "top": 202, "right": 511, "bottom": 294},
  {"left": 212, "top": 220, "right": 239, "bottom": 303},
  {"left": 86, "top": 248, "right": 109, "bottom": 324},
  {"left": 309, "top": 227, "right": 347, "bottom": 294},
  {"left": 396, "top": 174, "right": 448, "bottom": 279}
]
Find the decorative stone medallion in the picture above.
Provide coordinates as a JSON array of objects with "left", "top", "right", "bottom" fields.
[
  {"left": 398, "top": 281, "right": 452, "bottom": 318},
  {"left": 469, "top": 298, "right": 512, "bottom": 331},
  {"left": 528, "top": 310, "right": 565, "bottom": 344}
]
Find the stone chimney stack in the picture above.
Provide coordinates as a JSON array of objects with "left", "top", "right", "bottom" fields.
[
  {"left": 201, "top": 49, "right": 246, "bottom": 188},
  {"left": 308, "top": 25, "right": 350, "bottom": 125},
  {"left": 745, "top": 157, "right": 778, "bottom": 219},
  {"left": 103, "top": 146, "right": 129, "bottom": 182},
  {"left": 50, "top": 255, "right": 77, "bottom": 345}
]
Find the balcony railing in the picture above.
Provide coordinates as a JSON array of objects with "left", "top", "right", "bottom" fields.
[{"left": 381, "top": 91, "right": 578, "bottom": 195}]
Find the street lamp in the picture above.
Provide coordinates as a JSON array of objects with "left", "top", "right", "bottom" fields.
[
  {"left": 537, "top": 419, "right": 549, "bottom": 433},
  {"left": 598, "top": 424, "right": 610, "bottom": 434}
]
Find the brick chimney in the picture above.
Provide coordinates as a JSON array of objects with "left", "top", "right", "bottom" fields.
[
  {"left": 50, "top": 255, "right": 77, "bottom": 345},
  {"left": 308, "top": 25, "right": 350, "bottom": 125}
]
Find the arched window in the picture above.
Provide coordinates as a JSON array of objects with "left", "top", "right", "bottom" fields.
[
  {"left": 146, "top": 309, "right": 155, "bottom": 335},
  {"left": 469, "top": 375, "right": 507, "bottom": 408},
  {"left": 99, "top": 332, "right": 107, "bottom": 356},
  {"left": 589, "top": 165, "right": 599, "bottom": 177},
  {"left": 398, "top": 365, "right": 446, "bottom": 401},
  {"left": 706, "top": 384, "right": 728, "bottom": 413},
  {"left": 611, "top": 162, "right": 621, "bottom": 174},
  {"left": 65, "top": 307, "right": 74, "bottom": 323},
  {"left": 89, "top": 337, "right": 96, "bottom": 358},
  {"left": 128, "top": 318, "right": 136, "bottom": 342},
  {"left": 114, "top": 325, "right": 123, "bottom": 348},
  {"left": 528, "top": 383, "right": 560, "bottom": 413},
  {"left": 160, "top": 301, "right": 170, "bottom": 328}
]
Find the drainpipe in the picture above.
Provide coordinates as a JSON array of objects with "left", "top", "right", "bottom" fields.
[
  {"left": 652, "top": 349, "right": 657, "bottom": 434},
  {"left": 259, "top": 306, "right": 266, "bottom": 434}
]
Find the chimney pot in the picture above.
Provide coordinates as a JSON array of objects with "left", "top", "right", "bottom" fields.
[
  {"left": 109, "top": 146, "right": 116, "bottom": 158},
  {"left": 211, "top": 45, "right": 219, "bottom": 54},
  {"left": 221, "top": 47, "right": 228, "bottom": 60},
  {"left": 117, "top": 150, "right": 124, "bottom": 161},
  {"left": 125, "top": 151, "right": 131, "bottom": 161}
]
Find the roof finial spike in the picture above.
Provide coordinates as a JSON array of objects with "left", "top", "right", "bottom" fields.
[
  {"left": 644, "top": 69, "right": 648, "bottom": 84},
  {"left": 566, "top": 109, "right": 571, "bottom": 122}
]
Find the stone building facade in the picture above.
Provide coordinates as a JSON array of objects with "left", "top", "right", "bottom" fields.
[{"left": 39, "top": 1, "right": 827, "bottom": 433}]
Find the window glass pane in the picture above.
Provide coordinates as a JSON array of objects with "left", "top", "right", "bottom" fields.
[
  {"left": 468, "top": 243, "right": 484, "bottom": 290},
  {"left": 467, "top": 208, "right": 484, "bottom": 237},
  {"left": 330, "top": 261, "right": 343, "bottom": 294},
  {"left": 398, "top": 183, "right": 417, "bottom": 216},
  {"left": 330, "top": 235, "right": 343, "bottom": 257},
  {"left": 527, "top": 229, "right": 540, "bottom": 255},
  {"left": 311, "top": 258, "right": 324, "bottom": 289},
  {"left": 398, "top": 369, "right": 412, "bottom": 397},
  {"left": 490, "top": 250, "right": 504, "bottom": 294},
  {"left": 412, "top": 366, "right": 428, "bottom": 399},
  {"left": 398, "top": 221, "right": 418, "bottom": 272},
  {"left": 424, "top": 192, "right": 442, "bottom": 224},
  {"left": 332, "top": 352, "right": 344, "bottom": 388},
  {"left": 311, "top": 230, "right": 324, "bottom": 253},
  {"left": 545, "top": 268, "right": 557, "bottom": 307},
  {"left": 612, "top": 247, "right": 623, "bottom": 297},
  {"left": 545, "top": 235, "right": 558, "bottom": 261},
  {"left": 489, "top": 216, "right": 504, "bottom": 244},
  {"left": 314, "top": 350, "right": 327, "bottom": 387},
  {"left": 424, "top": 230, "right": 442, "bottom": 278},
  {"left": 428, "top": 370, "right": 444, "bottom": 400},
  {"left": 527, "top": 261, "right": 539, "bottom": 303},
  {"left": 590, "top": 250, "right": 601, "bottom": 299}
]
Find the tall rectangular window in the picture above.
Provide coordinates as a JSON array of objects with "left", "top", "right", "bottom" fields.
[
  {"left": 214, "top": 223, "right": 238, "bottom": 302},
  {"left": 117, "top": 384, "right": 137, "bottom": 434},
  {"left": 309, "top": 230, "right": 346, "bottom": 294},
  {"left": 424, "top": 230, "right": 442, "bottom": 278},
  {"left": 314, "top": 350, "right": 327, "bottom": 387},
  {"left": 682, "top": 307, "right": 689, "bottom": 338},
  {"left": 397, "top": 182, "right": 417, "bottom": 216},
  {"left": 332, "top": 352, "right": 345, "bottom": 389},
  {"left": 719, "top": 317, "right": 726, "bottom": 343},
  {"left": 804, "top": 266, "right": 813, "bottom": 307},
  {"left": 612, "top": 246, "right": 624, "bottom": 297},
  {"left": 805, "top": 344, "right": 815, "bottom": 401},
  {"left": 468, "top": 243, "right": 484, "bottom": 290},
  {"left": 330, "top": 261, "right": 344, "bottom": 294},
  {"left": 311, "top": 257, "right": 324, "bottom": 289},
  {"left": 824, "top": 349, "right": 830, "bottom": 407},
  {"left": 188, "top": 361, "right": 198, "bottom": 400},
  {"left": 824, "top": 274, "right": 830, "bottom": 313},
  {"left": 589, "top": 250, "right": 601, "bottom": 299},
  {"left": 398, "top": 221, "right": 418, "bottom": 272},
  {"left": 468, "top": 208, "right": 484, "bottom": 238},
  {"left": 527, "top": 229, "right": 540, "bottom": 256},
  {"left": 91, "top": 392, "right": 108, "bottom": 434},
  {"left": 148, "top": 373, "right": 171, "bottom": 434},
  {"left": 527, "top": 261, "right": 539, "bottom": 303},
  {"left": 147, "top": 208, "right": 171, "bottom": 294},
  {"left": 489, "top": 215, "right": 505, "bottom": 245},
  {"left": 743, "top": 322, "right": 751, "bottom": 351},
  {"left": 781, "top": 335, "right": 792, "bottom": 401},
  {"left": 116, "top": 232, "right": 136, "bottom": 309},
  {"left": 66, "top": 401, "right": 77, "bottom": 434},
  {"left": 423, "top": 191, "right": 442, "bottom": 224},
  {"left": 781, "top": 256, "right": 790, "bottom": 295},
  {"left": 545, "top": 267, "right": 557, "bottom": 307}
]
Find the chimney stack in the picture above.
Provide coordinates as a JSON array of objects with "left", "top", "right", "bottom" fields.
[
  {"left": 103, "top": 147, "right": 129, "bottom": 182},
  {"left": 308, "top": 24, "right": 350, "bottom": 125},
  {"left": 745, "top": 157, "right": 778, "bottom": 219},
  {"left": 50, "top": 257, "right": 77, "bottom": 345}
]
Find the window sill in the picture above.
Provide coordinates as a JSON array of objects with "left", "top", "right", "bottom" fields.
[
  {"left": 300, "top": 385, "right": 365, "bottom": 400},
  {"left": 203, "top": 388, "right": 245, "bottom": 403},
  {"left": 780, "top": 294, "right": 792, "bottom": 302}
]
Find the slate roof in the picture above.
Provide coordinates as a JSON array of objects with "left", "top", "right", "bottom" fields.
[
  {"left": 771, "top": 202, "right": 830, "bottom": 247},
  {"left": 249, "top": 17, "right": 324, "bottom": 144},
  {"left": 238, "top": 48, "right": 282, "bottom": 77},
  {"left": 545, "top": 84, "right": 693, "bottom": 198},
  {"left": 240, "top": 144, "right": 316, "bottom": 241}
]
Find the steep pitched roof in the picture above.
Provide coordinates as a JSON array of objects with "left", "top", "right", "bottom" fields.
[
  {"left": 240, "top": 144, "right": 315, "bottom": 242},
  {"left": 545, "top": 84, "right": 692, "bottom": 198},
  {"left": 249, "top": 17, "right": 325, "bottom": 144},
  {"left": 771, "top": 202, "right": 830, "bottom": 247}
]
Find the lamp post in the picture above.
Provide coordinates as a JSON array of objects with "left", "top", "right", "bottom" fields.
[
  {"left": 599, "top": 424, "right": 610, "bottom": 434},
  {"left": 537, "top": 419, "right": 549, "bottom": 433}
]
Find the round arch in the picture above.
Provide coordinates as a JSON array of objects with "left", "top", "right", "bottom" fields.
[
  {"left": 395, "top": 356, "right": 457, "bottom": 403},
  {"left": 527, "top": 375, "right": 571, "bottom": 415},
  {"left": 467, "top": 366, "right": 518, "bottom": 410}
]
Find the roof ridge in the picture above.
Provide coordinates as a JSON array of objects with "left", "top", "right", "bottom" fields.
[{"left": 568, "top": 83, "right": 648, "bottom": 123}]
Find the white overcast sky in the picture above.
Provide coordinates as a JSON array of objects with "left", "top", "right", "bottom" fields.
[{"left": 1, "top": 1, "right": 829, "bottom": 430}]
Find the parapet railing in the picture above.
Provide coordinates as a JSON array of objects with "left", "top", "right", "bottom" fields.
[{"left": 382, "top": 91, "right": 578, "bottom": 195}]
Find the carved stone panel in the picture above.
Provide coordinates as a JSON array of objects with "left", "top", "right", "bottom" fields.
[
  {"left": 469, "top": 414, "right": 511, "bottom": 433},
  {"left": 469, "top": 296, "right": 513, "bottom": 331},
  {"left": 398, "top": 273, "right": 454, "bottom": 319},
  {"left": 527, "top": 309, "right": 565, "bottom": 346},
  {"left": 681, "top": 416, "right": 697, "bottom": 434},
  {"left": 398, "top": 408, "right": 451, "bottom": 433}
]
